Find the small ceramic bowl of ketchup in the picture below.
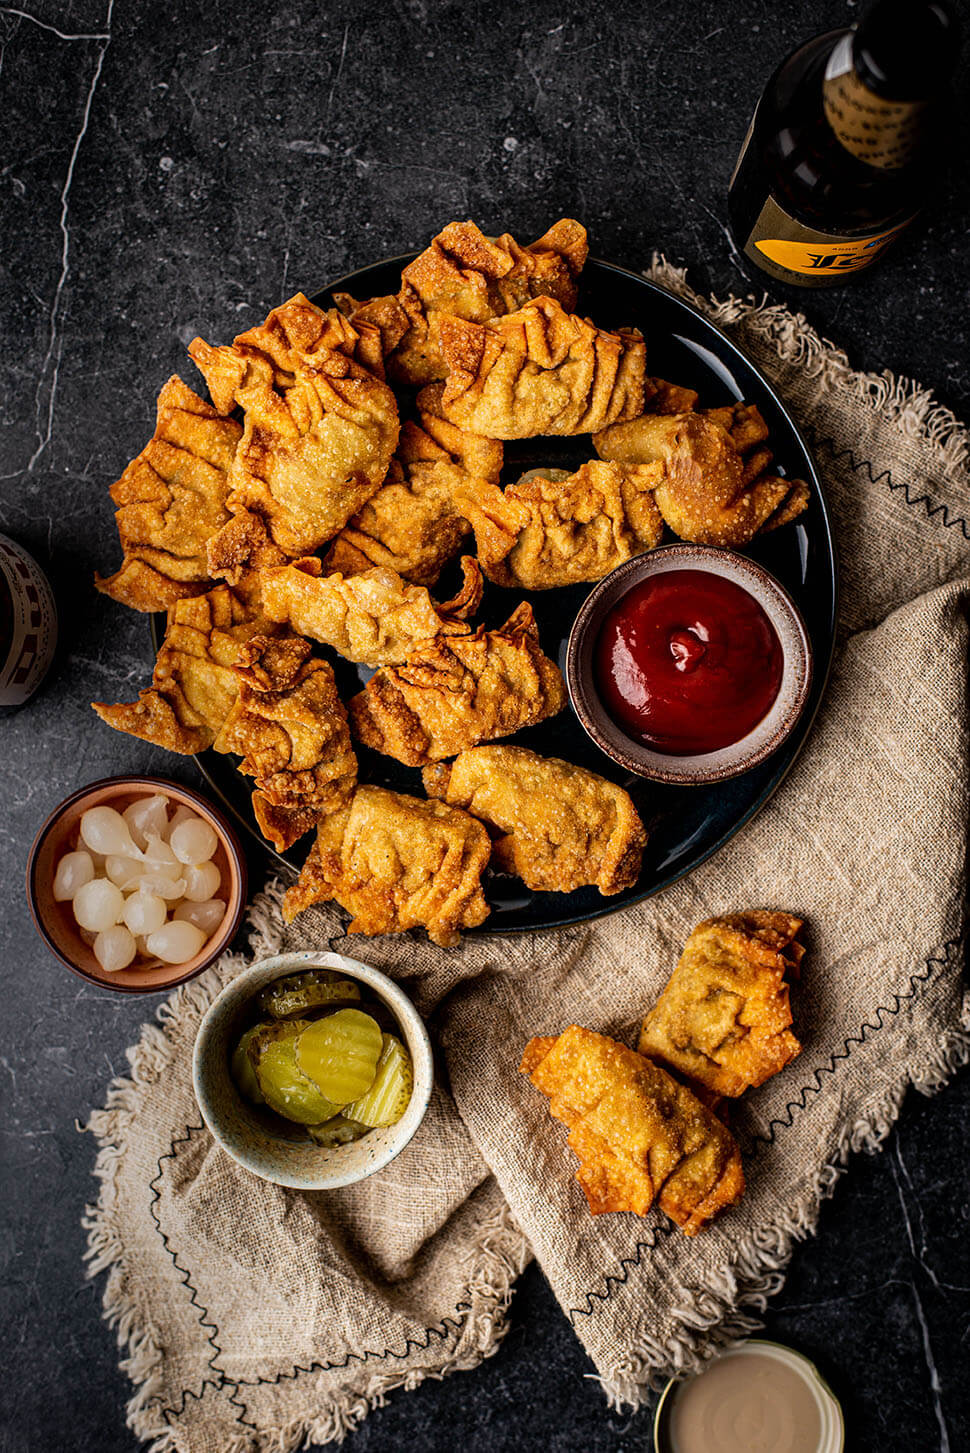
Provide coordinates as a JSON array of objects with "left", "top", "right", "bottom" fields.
[{"left": 566, "top": 545, "right": 813, "bottom": 785}]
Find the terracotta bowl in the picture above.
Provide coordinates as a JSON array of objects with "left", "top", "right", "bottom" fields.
[
  {"left": 566, "top": 545, "right": 814, "bottom": 785},
  {"left": 26, "top": 775, "right": 248, "bottom": 993},
  {"left": 193, "top": 950, "right": 434, "bottom": 1189}
]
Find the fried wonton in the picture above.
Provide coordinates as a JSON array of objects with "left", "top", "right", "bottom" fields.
[
  {"left": 322, "top": 413, "right": 504, "bottom": 586},
  {"left": 91, "top": 585, "right": 270, "bottom": 754},
  {"left": 95, "top": 377, "right": 240, "bottom": 612},
  {"left": 642, "top": 375, "right": 700, "bottom": 415},
  {"left": 204, "top": 508, "right": 291, "bottom": 614},
  {"left": 594, "top": 403, "right": 809, "bottom": 547},
  {"left": 521, "top": 1026, "right": 745, "bottom": 1234},
  {"left": 637, "top": 912, "right": 804, "bottom": 1097},
  {"left": 189, "top": 297, "right": 400, "bottom": 555},
  {"left": 214, "top": 634, "right": 357, "bottom": 851},
  {"left": 336, "top": 218, "right": 588, "bottom": 386},
  {"left": 349, "top": 601, "right": 565, "bottom": 767},
  {"left": 260, "top": 555, "right": 483, "bottom": 668},
  {"left": 455, "top": 460, "right": 665, "bottom": 589},
  {"left": 281, "top": 785, "right": 491, "bottom": 946},
  {"left": 422, "top": 745, "right": 646, "bottom": 895},
  {"left": 417, "top": 296, "right": 646, "bottom": 439}
]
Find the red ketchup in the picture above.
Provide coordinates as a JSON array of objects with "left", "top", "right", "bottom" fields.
[{"left": 595, "top": 568, "right": 783, "bottom": 755}]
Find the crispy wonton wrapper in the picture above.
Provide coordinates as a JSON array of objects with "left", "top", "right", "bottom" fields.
[
  {"left": 282, "top": 785, "right": 491, "bottom": 947},
  {"left": 336, "top": 218, "right": 588, "bottom": 386},
  {"left": 637, "top": 911, "right": 804, "bottom": 1098},
  {"left": 322, "top": 413, "right": 503, "bottom": 586},
  {"left": 595, "top": 403, "right": 809, "bottom": 547},
  {"left": 260, "top": 556, "right": 483, "bottom": 669},
  {"left": 455, "top": 459, "right": 665, "bottom": 589},
  {"left": 423, "top": 744, "right": 646, "bottom": 895},
  {"left": 214, "top": 634, "right": 357, "bottom": 852},
  {"left": 521, "top": 1026, "right": 745, "bottom": 1235},
  {"left": 189, "top": 297, "right": 400, "bottom": 556},
  {"left": 418, "top": 296, "right": 645, "bottom": 439},
  {"left": 95, "top": 377, "right": 240, "bottom": 612},
  {"left": 91, "top": 585, "right": 270, "bottom": 754},
  {"left": 349, "top": 601, "right": 565, "bottom": 767}
]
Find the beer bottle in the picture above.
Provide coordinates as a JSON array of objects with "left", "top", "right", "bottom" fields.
[{"left": 727, "top": 0, "right": 958, "bottom": 288}]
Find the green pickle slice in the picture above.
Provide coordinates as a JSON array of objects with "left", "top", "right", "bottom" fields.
[
  {"left": 230, "top": 1025, "right": 265, "bottom": 1104},
  {"left": 257, "top": 970, "right": 362, "bottom": 1020},
  {"left": 344, "top": 1035, "right": 413, "bottom": 1128},
  {"left": 307, "top": 1114, "right": 371, "bottom": 1148},
  {"left": 296, "top": 1008, "right": 383, "bottom": 1104},
  {"left": 250, "top": 1020, "right": 344, "bottom": 1125}
]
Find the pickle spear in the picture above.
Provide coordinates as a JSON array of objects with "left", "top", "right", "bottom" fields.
[{"left": 257, "top": 970, "right": 362, "bottom": 1020}]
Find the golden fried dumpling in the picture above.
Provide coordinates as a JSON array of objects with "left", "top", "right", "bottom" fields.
[
  {"left": 456, "top": 459, "right": 664, "bottom": 589},
  {"left": 322, "top": 412, "right": 503, "bottom": 586},
  {"left": 349, "top": 601, "right": 565, "bottom": 767},
  {"left": 423, "top": 745, "right": 646, "bottom": 895},
  {"left": 282, "top": 785, "right": 491, "bottom": 947},
  {"left": 336, "top": 218, "right": 588, "bottom": 386},
  {"left": 95, "top": 377, "right": 240, "bottom": 612},
  {"left": 189, "top": 298, "right": 400, "bottom": 556},
  {"left": 260, "top": 555, "right": 483, "bottom": 668},
  {"left": 203, "top": 508, "right": 291, "bottom": 615},
  {"left": 521, "top": 1026, "right": 745, "bottom": 1234},
  {"left": 214, "top": 634, "right": 357, "bottom": 852},
  {"left": 594, "top": 403, "right": 809, "bottom": 546},
  {"left": 91, "top": 585, "right": 270, "bottom": 754},
  {"left": 418, "top": 296, "right": 645, "bottom": 439},
  {"left": 637, "top": 911, "right": 804, "bottom": 1097}
]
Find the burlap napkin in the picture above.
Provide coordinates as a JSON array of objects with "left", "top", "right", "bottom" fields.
[{"left": 84, "top": 261, "right": 970, "bottom": 1451}]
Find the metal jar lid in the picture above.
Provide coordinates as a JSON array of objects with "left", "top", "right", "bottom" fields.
[{"left": 654, "top": 1339, "right": 845, "bottom": 1453}]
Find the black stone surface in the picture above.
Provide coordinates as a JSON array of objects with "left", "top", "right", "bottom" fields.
[{"left": 1, "top": 2, "right": 968, "bottom": 1450}]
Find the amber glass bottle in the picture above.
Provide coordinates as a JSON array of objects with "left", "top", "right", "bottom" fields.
[{"left": 728, "top": 0, "right": 958, "bottom": 288}]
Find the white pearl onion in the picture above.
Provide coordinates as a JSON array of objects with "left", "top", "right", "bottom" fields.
[
  {"left": 94, "top": 925, "right": 137, "bottom": 973},
  {"left": 123, "top": 795, "right": 169, "bottom": 850},
  {"left": 142, "top": 833, "right": 180, "bottom": 872},
  {"left": 79, "top": 806, "right": 138, "bottom": 858},
  {"left": 170, "top": 817, "right": 219, "bottom": 866},
  {"left": 182, "top": 860, "right": 222, "bottom": 902},
  {"left": 146, "top": 920, "right": 206, "bottom": 964},
  {"left": 174, "top": 898, "right": 225, "bottom": 935},
  {"left": 122, "top": 890, "right": 168, "bottom": 937},
  {"left": 53, "top": 850, "right": 95, "bottom": 901},
  {"left": 73, "top": 878, "right": 125, "bottom": 933}
]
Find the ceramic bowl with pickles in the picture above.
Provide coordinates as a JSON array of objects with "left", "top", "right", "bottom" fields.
[{"left": 193, "top": 950, "right": 434, "bottom": 1189}]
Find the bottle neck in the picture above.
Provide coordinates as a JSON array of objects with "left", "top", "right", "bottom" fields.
[{"left": 822, "top": 32, "right": 929, "bottom": 170}]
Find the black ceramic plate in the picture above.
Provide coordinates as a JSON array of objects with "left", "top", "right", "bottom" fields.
[{"left": 169, "top": 255, "right": 836, "bottom": 934}]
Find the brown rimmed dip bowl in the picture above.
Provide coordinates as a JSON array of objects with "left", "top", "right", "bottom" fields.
[
  {"left": 566, "top": 545, "right": 814, "bottom": 785},
  {"left": 26, "top": 775, "right": 248, "bottom": 993}
]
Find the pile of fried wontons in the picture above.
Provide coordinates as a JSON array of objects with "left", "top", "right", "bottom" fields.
[
  {"left": 523, "top": 911, "right": 805, "bottom": 1233},
  {"left": 92, "top": 219, "right": 809, "bottom": 947}
]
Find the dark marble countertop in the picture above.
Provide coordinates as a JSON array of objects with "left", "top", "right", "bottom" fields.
[{"left": 2, "top": 1, "right": 969, "bottom": 1449}]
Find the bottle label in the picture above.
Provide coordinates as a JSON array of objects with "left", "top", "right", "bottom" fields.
[
  {"left": 0, "top": 536, "right": 58, "bottom": 707},
  {"left": 741, "top": 193, "right": 913, "bottom": 286},
  {"left": 822, "top": 33, "right": 926, "bottom": 169}
]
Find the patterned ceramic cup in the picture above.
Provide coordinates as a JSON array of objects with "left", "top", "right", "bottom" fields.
[{"left": 193, "top": 950, "right": 434, "bottom": 1189}]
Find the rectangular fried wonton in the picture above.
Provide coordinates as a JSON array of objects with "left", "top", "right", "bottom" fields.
[
  {"left": 455, "top": 460, "right": 664, "bottom": 589},
  {"left": 281, "top": 785, "right": 491, "bottom": 946},
  {"left": 95, "top": 377, "right": 240, "bottom": 612},
  {"left": 594, "top": 404, "right": 809, "bottom": 547},
  {"left": 214, "top": 634, "right": 358, "bottom": 852},
  {"left": 349, "top": 602, "right": 565, "bottom": 767},
  {"left": 417, "top": 296, "right": 645, "bottom": 439},
  {"left": 260, "top": 555, "right": 483, "bottom": 668},
  {"left": 188, "top": 295, "right": 400, "bottom": 556},
  {"left": 91, "top": 585, "right": 271, "bottom": 754},
  {"left": 321, "top": 412, "right": 503, "bottom": 586},
  {"left": 637, "top": 912, "right": 804, "bottom": 1097},
  {"left": 521, "top": 1026, "right": 745, "bottom": 1235},
  {"left": 335, "top": 218, "right": 588, "bottom": 386},
  {"left": 422, "top": 745, "right": 646, "bottom": 895}
]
